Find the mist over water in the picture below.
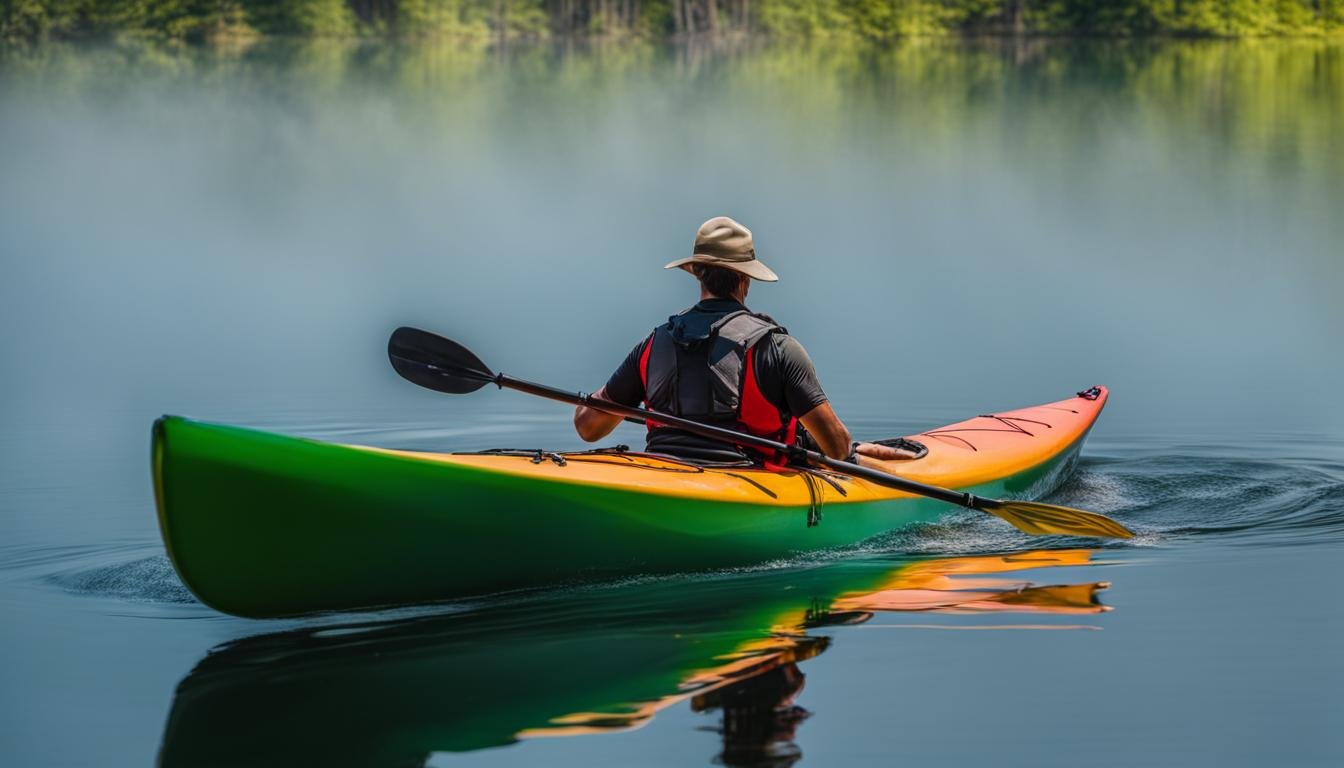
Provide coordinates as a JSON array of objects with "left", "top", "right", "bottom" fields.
[
  {"left": 1, "top": 39, "right": 1341, "bottom": 767},
  {"left": 2, "top": 40, "right": 1341, "bottom": 434}
]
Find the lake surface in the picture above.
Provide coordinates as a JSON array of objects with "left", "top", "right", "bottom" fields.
[{"left": 1, "top": 38, "right": 1342, "bottom": 767}]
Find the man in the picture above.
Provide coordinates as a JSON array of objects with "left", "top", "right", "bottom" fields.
[{"left": 574, "top": 216, "right": 915, "bottom": 467}]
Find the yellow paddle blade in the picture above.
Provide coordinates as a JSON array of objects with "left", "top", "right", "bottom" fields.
[{"left": 981, "top": 500, "right": 1135, "bottom": 539}]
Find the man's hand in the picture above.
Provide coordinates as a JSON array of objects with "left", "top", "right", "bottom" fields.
[{"left": 855, "top": 441, "right": 921, "bottom": 461}]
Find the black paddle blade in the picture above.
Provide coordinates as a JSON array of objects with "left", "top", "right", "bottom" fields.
[{"left": 388, "top": 327, "right": 497, "bottom": 394}]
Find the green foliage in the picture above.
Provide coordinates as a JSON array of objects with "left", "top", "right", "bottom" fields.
[
  {"left": 755, "top": 0, "right": 850, "bottom": 38},
  {"left": 2, "top": 0, "right": 1341, "bottom": 41},
  {"left": 389, "top": 0, "right": 485, "bottom": 37},
  {"left": 2, "top": 0, "right": 255, "bottom": 41},
  {"left": 497, "top": 0, "right": 548, "bottom": 38},
  {"left": 2, "top": 0, "right": 69, "bottom": 42},
  {"left": 637, "top": 0, "right": 673, "bottom": 35},
  {"left": 244, "top": 0, "right": 354, "bottom": 36}
]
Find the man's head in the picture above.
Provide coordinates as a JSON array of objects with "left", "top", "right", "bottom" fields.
[
  {"left": 665, "top": 216, "right": 779, "bottom": 301},
  {"left": 690, "top": 263, "right": 750, "bottom": 301}
]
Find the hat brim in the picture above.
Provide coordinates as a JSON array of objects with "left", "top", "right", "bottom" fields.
[{"left": 664, "top": 255, "right": 779, "bottom": 282}]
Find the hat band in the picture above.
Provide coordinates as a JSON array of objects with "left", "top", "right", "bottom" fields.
[{"left": 692, "top": 243, "right": 755, "bottom": 262}]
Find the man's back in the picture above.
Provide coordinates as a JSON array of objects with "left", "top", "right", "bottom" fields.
[
  {"left": 601, "top": 297, "right": 827, "bottom": 463},
  {"left": 573, "top": 215, "right": 915, "bottom": 467}
]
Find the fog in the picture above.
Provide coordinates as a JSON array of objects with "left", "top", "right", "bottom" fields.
[{"left": 2, "top": 41, "right": 1340, "bottom": 444}]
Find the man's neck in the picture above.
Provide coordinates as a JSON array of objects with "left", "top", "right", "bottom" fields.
[{"left": 699, "top": 290, "right": 748, "bottom": 304}]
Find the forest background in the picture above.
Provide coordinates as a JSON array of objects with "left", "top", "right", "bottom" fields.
[{"left": 5, "top": 0, "right": 1343, "bottom": 43}]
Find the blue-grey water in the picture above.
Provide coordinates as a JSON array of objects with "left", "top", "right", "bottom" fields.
[{"left": 1, "top": 39, "right": 1342, "bottom": 767}]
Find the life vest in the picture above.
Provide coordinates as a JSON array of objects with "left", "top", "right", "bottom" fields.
[{"left": 637, "top": 309, "right": 799, "bottom": 466}]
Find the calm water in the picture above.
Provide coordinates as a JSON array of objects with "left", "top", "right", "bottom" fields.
[{"left": 2, "top": 38, "right": 1342, "bottom": 767}]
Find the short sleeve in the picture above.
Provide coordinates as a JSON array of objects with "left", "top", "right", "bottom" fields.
[
  {"left": 603, "top": 337, "right": 650, "bottom": 407},
  {"left": 755, "top": 334, "right": 828, "bottom": 418}
]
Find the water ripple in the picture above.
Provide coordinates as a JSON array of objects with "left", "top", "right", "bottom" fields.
[
  {"left": 47, "top": 555, "right": 198, "bottom": 604},
  {"left": 1050, "top": 456, "right": 1344, "bottom": 547}
]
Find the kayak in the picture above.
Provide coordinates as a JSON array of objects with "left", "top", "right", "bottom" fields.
[{"left": 152, "top": 386, "right": 1108, "bottom": 618}]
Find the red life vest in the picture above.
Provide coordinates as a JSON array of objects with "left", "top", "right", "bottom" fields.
[{"left": 637, "top": 309, "right": 799, "bottom": 466}]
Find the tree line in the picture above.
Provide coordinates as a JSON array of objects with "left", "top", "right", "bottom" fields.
[{"left": 4, "top": 0, "right": 1342, "bottom": 42}]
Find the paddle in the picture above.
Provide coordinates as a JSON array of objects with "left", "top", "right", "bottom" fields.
[{"left": 388, "top": 326, "right": 1134, "bottom": 540}]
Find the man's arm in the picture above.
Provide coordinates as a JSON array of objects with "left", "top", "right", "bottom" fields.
[
  {"left": 574, "top": 386, "right": 625, "bottom": 442},
  {"left": 773, "top": 338, "right": 917, "bottom": 463},
  {"left": 763, "top": 336, "right": 855, "bottom": 461},
  {"left": 798, "top": 404, "right": 920, "bottom": 464},
  {"left": 797, "top": 402, "right": 853, "bottom": 460},
  {"left": 575, "top": 338, "right": 648, "bottom": 442}
]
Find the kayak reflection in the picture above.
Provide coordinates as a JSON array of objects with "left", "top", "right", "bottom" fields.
[{"left": 158, "top": 550, "right": 1109, "bottom": 767}]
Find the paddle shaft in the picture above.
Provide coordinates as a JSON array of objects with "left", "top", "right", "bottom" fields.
[
  {"left": 388, "top": 326, "right": 1133, "bottom": 538},
  {"left": 497, "top": 373, "right": 984, "bottom": 511}
]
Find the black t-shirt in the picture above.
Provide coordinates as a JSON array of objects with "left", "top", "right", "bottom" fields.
[{"left": 604, "top": 299, "right": 829, "bottom": 449}]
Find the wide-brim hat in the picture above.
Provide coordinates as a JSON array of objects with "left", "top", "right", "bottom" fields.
[{"left": 664, "top": 215, "right": 779, "bottom": 282}]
